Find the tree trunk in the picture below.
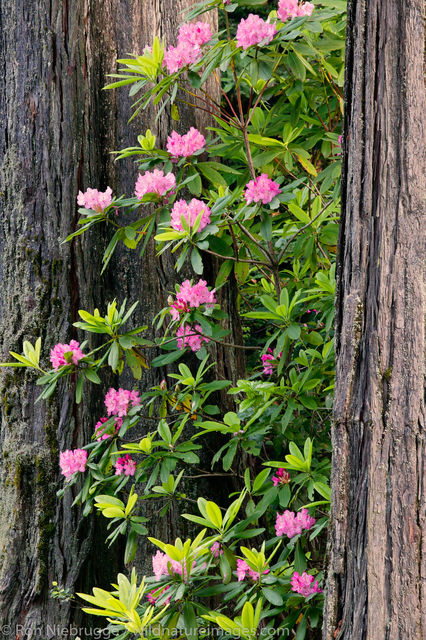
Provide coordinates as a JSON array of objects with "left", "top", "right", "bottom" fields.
[
  {"left": 0, "top": 0, "right": 239, "bottom": 636},
  {"left": 323, "top": 1, "right": 425, "bottom": 639}
]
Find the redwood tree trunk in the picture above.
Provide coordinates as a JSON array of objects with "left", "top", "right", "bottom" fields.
[
  {"left": 323, "top": 1, "right": 425, "bottom": 639},
  {"left": 0, "top": 0, "right": 236, "bottom": 636}
]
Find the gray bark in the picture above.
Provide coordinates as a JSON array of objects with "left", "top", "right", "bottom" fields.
[
  {"left": 323, "top": 1, "right": 425, "bottom": 639},
  {"left": 0, "top": 0, "right": 240, "bottom": 636}
]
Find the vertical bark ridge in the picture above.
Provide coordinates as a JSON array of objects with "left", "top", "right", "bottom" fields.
[
  {"left": 0, "top": 0, "right": 242, "bottom": 634},
  {"left": 323, "top": 1, "right": 425, "bottom": 639}
]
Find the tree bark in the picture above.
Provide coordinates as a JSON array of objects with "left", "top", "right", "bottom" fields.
[
  {"left": 0, "top": 0, "right": 240, "bottom": 636},
  {"left": 323, "top": 1, "right": 425, "bottom": 639}
]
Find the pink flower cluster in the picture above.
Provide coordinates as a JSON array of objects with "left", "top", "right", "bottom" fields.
[
  {"left": 50, "top": 340, "right": 84, "bottom": 370},
  {"left": 236, "top": 558, "right": 269, "bottom": 582},
  {"left": 277, "top": 0, "right": 314, "bottom": 22},
  {"left": 59, "top": 449, "right": 88, "bottom": 479},
  {"left": 170, "top": 279, "right": 216, "bottom": 320},
  {"left": 261, "top": 348, "right": 282, "bottom": 375},
  {"left": 163, "top": 44, "right": 201, "bottom": 73},
  {"left": 167, "top": 127, "right": 206, "bottom": 157},
  {"left": 176, "top": 324, "right": 210, "bottom": 352},
  {"left": 163, "top": 21, "right": 211, "bottom": 73},
  {"left": 135, "top": 170, "right": 176, "bottom": 199},
  {"left": 114, "top": 454, "right": 136, "bottom": 476},
  {"left": 275, "top": 509, "right": 316, "bottom": 538},
  {"left": 244, "top": 173, "right": 281, "bottom": 205},
  {"left": 236, "top": 14, "right": 277, "bottom": 50},
  {"left": 179, "top": 22, "right": 212, "bottom": 47},
  {"left": 152, "top": 550, "right": 195, "bottom": 581},
  {"left": 272, "top": 468, "right": 291, "bottom": 486},
  {"left": 170, "top": 199, "right": 211, "bottom": 232},
  {"left": 94, "top": 416, "right": 122, "bottom": 441},
  {"left": 147, "top": 585, "right": 170, "bottom": 606},
  {"left": 261, "top": 351, "right": 275, "bottom": 375},
  {"left": 77, "top": 187, "right": 113, "bottom": 213},
  {"left": 210, "top": 542, "right": 223, "bottom": 558},
  {"left": 291, "top": 571, "right": 322, "bottom": 597},
  {"left": 104, "top": 388, "right": 141, "bottom": 417}
]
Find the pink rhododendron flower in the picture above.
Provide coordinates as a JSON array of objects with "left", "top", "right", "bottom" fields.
[
  {"left": 236, "top": 558, "right": 269, "bottom": 582},
  {"left": 153, "top": 550, "right": 170, "bottom": 579},
  {"left": 167, "top": 127, "right": 206, "bottom": 157},
  {"left": 236, "top": 558, "right": 249, "bottom": 581},
  {"left": 114, "top": 454, "right": 136, "bottom": 476},
  {"left": 176, "top": 324, "right": 210, "bottom": 352},
  {"left": 261, "top": 348, "right": 282, "bottom": 374},
  {"left": 169, "top": 298, "right": 190, "bottom": 321},
  {"left": 272, "top": 468, "right": 291, "bottom": 486},
  {"left": 291, "top": 571, "right": 322, "bottom": 597},
  {"left": 261, "top": 352, "right": 275, "bottom": 375},
  {"left": 275, "top": 509, "right": 316, "bottom": 538},
  {"left": 104, "top": 388, "right": 141, "bottom": 417},
  {"left": 59, "top": 449, "right": 88, "bottom": 479},
  {"left": 77, "top": 187, "right": 113, "bottom": 212},
  {"left": 94, "top": 417, "right": 123, "bottom": 441},
  {"left": 297, "top": 508, "right": 316, "bottom": 530},
  {"left": 50, "top": 340, "right": 84, "bottom": 370},
  {"left": 277, "top": 0, "right": 314, "bottom": 22},
  {"left": 236, "top": 14, "right": 277, "bottom": 50},
  {"left": 297, "top": 2, "right": 314, "bottom": 16},
  {"left": 244, "top": 173, "right": 281, "bottom": 205},
  {"left": 275, "top": 510, "right": 303, "bottom": 538},
  {"left": 152, "top": 550, "right": 195, "bottom": 581},
  {"left": 170, "top": 279, "right": 216, "bottom": 321},
  {"left": 163, "top": 42, "right": 202, "bottom": 73},
  {"left": 178, "top": 22, "right": 212, "bottom": 47},
  {"left": 210, "top": 542, "right": 223, "bottom": 558},
  {"left": 170, "top": 199, "right": 211, "bottom": 232},
  {"left": 135, "top": 169, "right": 176, "bottom": 199},
  {"left": 163, "top": 21, "right": 211, "bottom": 73}
]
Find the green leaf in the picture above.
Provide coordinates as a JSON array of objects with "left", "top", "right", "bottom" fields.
[
  {"left": 197, "top": 163, "right": 228, "bottom": 187},
  {"left": 223, "top": 439, "right": 238, "bottom": 471},
  {"left": 287, "top": 323, "right": 301, "bottom": 340},
  {"left": 85, "top": 369, "right": 101, "bottom": 384},
  {"left": 215, "top": 260, "right": 233, "bottom": 287},
  {"left": 294, "top": 543, "right": 307, "bottom": 573},
  {"left": 108, "top": 341, "right": 120, "bottom": 371},
  {"left": 151, "top": 350, "right": 181, "bottom": 366},
  {"left": 205, "top": 501, "right": 223, "bottom": 529},
  {"left": 190, "top": 247, "right": 203, "bottom": 274},
  {"left": 183, "top": 603, "right": 197, "bottom": 640},
  {"left": 252, "top": 468, "right": 270, "bottom": 493},
  {"left": 262, "top": 587, "right": 284, "bottom": 606},
  {"left": 124, "top": 529, "right": 138, "bottom": 565},
  {"left": 295, "top": 614, "right": 308, "bottom": 640},
  {"left": 76, "top": 372, "right": 84, "bottom": 404}
]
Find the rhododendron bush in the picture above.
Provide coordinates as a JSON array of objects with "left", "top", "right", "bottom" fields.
[{"left": 1, "top": 0, "right": 345, "bottom": 637}]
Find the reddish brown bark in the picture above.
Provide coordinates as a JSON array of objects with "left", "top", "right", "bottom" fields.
[
  {"left": 323, "top": 2, "right": 425, "bottom": 639},
  {"left": 0, "top": 0, "right": 238, "bottom": 635}
]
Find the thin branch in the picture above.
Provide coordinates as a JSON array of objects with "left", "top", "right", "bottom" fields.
[{"left": 198, "top": 245, "right": 271, "bottom": 268}]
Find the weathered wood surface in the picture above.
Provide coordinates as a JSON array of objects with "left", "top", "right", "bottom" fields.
[
  {"left": 323, "top": 1, "right": 425, "bottom": 639},
  {"left": 0, "top": 0, "right": 235, "bottom": 635}
]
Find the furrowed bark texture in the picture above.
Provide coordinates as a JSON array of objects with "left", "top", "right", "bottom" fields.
[
  {"left": 0, "top": 0, "right": 241, "bottom": 635},
  {"left": 323, "top": 1, "right": 425, "bottom": 639}
]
